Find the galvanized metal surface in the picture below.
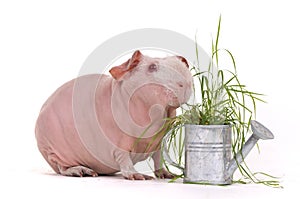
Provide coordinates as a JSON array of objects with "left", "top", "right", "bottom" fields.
[
  {"left": 227, "top": 120, "right": 275, "bottom": 176},
  {"left": 162, "top": 120, "right": 275, "bottom": 185},
  {"left": 184, "top": 124, "right": 232, "bottom": 184}
]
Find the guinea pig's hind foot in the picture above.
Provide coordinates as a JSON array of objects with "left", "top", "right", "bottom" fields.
[{"left": 58, "top": 165, "right": 98, "bottom": 177}]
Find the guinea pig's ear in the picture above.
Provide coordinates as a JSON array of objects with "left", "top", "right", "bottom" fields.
[
  {"left": 109, "top": 50, "right": 143, "bottom": 80},
  {"left": 176, "top": 56, "right": 189, "bottom": 68}
]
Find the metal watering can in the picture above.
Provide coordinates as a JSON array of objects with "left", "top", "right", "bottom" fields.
[{"left": 163, "top": 120, "right": 274, "bottom": 185}]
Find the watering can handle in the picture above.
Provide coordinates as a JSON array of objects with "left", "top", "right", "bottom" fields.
[{"left": 162, "top": 131, "right": 184, "bottom": 171}]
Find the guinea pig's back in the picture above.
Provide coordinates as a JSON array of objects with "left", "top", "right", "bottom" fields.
[{"left": 35, "top": 74, "right": 116, "bottom": 174}]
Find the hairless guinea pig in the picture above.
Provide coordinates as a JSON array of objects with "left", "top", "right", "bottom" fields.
[{"left": 35, "top": 50, "right": 193, "bottom": 180}]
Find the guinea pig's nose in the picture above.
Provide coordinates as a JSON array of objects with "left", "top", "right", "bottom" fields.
[{"left": 177, "top": 82, "right": 184, "bottom": 88}]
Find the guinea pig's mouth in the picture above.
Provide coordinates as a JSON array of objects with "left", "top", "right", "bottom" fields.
[
  {"left": 167, "top": 97, "right": 179, "bottom": 108},
  {"left": 165, "top": 90, "right": 183, "bottom": 108}
]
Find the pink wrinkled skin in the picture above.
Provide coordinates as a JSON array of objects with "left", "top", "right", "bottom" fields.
[{"left": 35, "top": 50, "right": 193, "bottom": 180}]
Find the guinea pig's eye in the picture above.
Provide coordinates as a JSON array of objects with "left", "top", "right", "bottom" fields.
[{"left": 148, "top": 64, "right": 158, "bottom": 72}]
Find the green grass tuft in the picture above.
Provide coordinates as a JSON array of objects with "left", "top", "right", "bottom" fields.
[{"left": 163, "top": 15, "right": 281, "bottom": 188}]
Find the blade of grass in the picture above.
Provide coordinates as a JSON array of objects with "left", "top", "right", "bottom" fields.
[{"left": 214, "top": 15, "right": 222, "bottom": 66}]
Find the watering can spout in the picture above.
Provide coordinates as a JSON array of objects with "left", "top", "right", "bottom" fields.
[{"left": 227, "top": 120, "right": 274, "bottom": 177}]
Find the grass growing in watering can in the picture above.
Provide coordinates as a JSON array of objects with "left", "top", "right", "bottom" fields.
[{"left": 162, "top": 15, "right": 282, "bottom": 188}]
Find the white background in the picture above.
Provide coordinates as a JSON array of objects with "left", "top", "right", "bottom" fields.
[{"left": 0, "top": 0, "right": 299, "bottom": 198}]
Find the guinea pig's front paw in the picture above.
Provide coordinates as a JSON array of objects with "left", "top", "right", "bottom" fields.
[
  {"left": 154, "top": 168, "right": 175, "bottom": 179},
  {"left": 124, "top": 173, "right": 154, "bottom": 180}
]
